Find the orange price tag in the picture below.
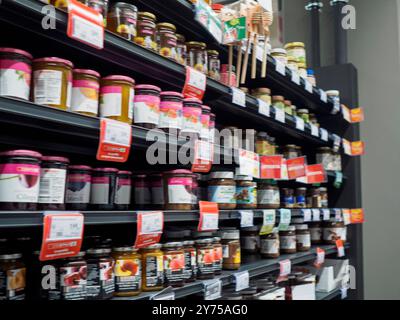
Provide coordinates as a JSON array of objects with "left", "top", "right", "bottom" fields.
[
  {"left": 192, "top": 140, "right": 214, "bottom": 173},
  {"left": 336, "top": 239, "right": 345, "bottom": 257},
  {"left": 350, "top": 209, "right": 365, "bottom": 224},
  {"left": 134, "top": 211, "right": 164, "bottom": 249},
  {"left": 343, "top": 139, "right": 365, "bottom": 156},
  {"left": 182, "top": 67, "right": 206, "bottom": 100},
  {"left": 198, "top": 201, "right": 219, "bottom": 231},
  {"left": 350, "top": 108, "right": 364, "bottom": 123}
]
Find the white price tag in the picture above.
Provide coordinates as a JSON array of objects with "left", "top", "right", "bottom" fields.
[
  {"left": 302, "top": 209, "right": 312, "bottom": 222},
  {"left": 240, "top": 211, "right": 254, "bottom": 228},
  {"left": 209, "top": 17, "right": 223, "bottom": 43},
  {"left": 279, "top": 259, "right": 291, "bottom": 277},
  {"left": 279, "top": 208, "right": 291, "bottom": 230},
  {"left": 332, "top": 134, "right": 342, "bottom": 152},
  {"left": 341, "top": 287, "right": 348, "bottom": 299},
  {"left": 257, "top": 99, "right": 270, "bottom": 117},
  {"left": 275, "top": 60, "right": 286, "bottom": 76},
  {"left": 322, "top": 209, "right": 331, "bottom": 221},
  {"left": 204, "top": 280, "right": 222, "bottom": 300},
  {"left": 334, "top": 209, "right": 343, "bottom": 222},
  {"left": 103, "top": 119, "right": 131, "bottom": 146},
  {"left": 342, "top": 210, "right": 351, "bottom": 225},
  {"left": 187, "top": 67, "right": 206, "bottom": 91},
  {"left": 312, "top": 209, "right": 321, "bottom": 221},
  {"left": 332, "top": 100, "right": 341, "bottom": 114},
  {"left": 69, "top": 15, "right": 104, "bottom": 49},
  {"left": 310, "top": 124, "right": 319, "bottom": 137},
  {"left": 291, "top": 71, "right": 301, "bottom": 85},
  {"left": 304, "top": 79, "right": 313, "bottom": 93},
  {"left": 48, "top": 214, "right": 84, "bottom": 241},
  {"left": 320, "top": 89, "right": 328, "bottom": 103},
  {"left": 140, "top": 211, "right": 163, "bottom": 235},
  {"left": 231, "top": 87, "right": 246, "bottom": 107},
  {"left": 201, "top": 213, "right": 219, "bottom": 231},
  {"left": 320, "top": 128, "right": 328, "bottom": 141},
  {"left": 295, "top": 116, "right": 305, "bottom": 131},
  {"left": 274, "top": 107, "right": 286, "bottom": 123},
  {"left": 234, "top": 271, "right": 250, "bottom": 292}
]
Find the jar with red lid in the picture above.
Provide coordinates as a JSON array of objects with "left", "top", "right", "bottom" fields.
[
  {"left": 132, "top": 174, "right": 151, "bottom": 210},
  {"left": 107, "top": 2, "right": 137, "bottom": 41},
  {"left": 181, "top": 98, "right": 202, "bottom": 139},
  {"left": 65, "top": 165, "right": 92, "bottom": 211},
  {"left": 135, "top": 12, "right": 157, "bottom": 51},
  {"left": 38, "top": 156, "right": 69, "bottom": 210},
  {"left": 220, "top": 64, "right": 237, "bottom": 87},
  {"left": 149, "top": 173, "right": 164, "bottom": 209},
  {"left": 71, "top": 69, "right": 100, "bottom": 117},
  {"left": 163, "top": 170, "right": 194, "bottom": 210},
  {"left": 90, "top": 168, "right": 118, "bottom": 210},
  {"left": 200, "top": 105, "right": 211, "bottom": 141},
  {"left": 115, "top": 170, "right": 132, "bottom": 210},
  {"left": 134, "top": 84, "right": 161, "bottom": 129},
  {"left": 0, "top": 48, "right": 33, "bottom": 100},
  {"left": 159, "top": 91, "right": 183, "bottom": 135},
  {"left": 0, "top": 150, "right": 42, "bottom": 211}
]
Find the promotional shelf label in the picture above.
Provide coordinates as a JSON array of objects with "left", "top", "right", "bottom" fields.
[
  {"left": 306, "top": 164, "right": 327, "bottom": 184},
  {"left": 278, "top": 209, "right": 291, "bottom": 231},
  {"left": 336, "top": 240, "right": 345, "bottom": 257},
  {"left": 192, "top": 140, "right": 213, "bottom": 173},
  {"left": 198, "top": 201, "right": 219, "bottom": 231},
  {"left": 183, "top": 67, "right": 206, "bottom": 100},
  {"left": 240, "top": 210, "right": 254, "bottom": 228},
  {"left": 234, "top": 271, "right": 250, "bottom": 292},
  {"left": 135, "top": 211, "right": 164, "bottom": 248},
  {"left": 350, "top": 209, "right": 365, "bottom": 224},
  {"left": 231, "top": 87, "right": 246, "bottom": 107},
  {"left": 314, "top": 247, "right": 325, "bottom": 268},
  {"left": 260, "top": 210, "right": 276, "bottom": 235},
  {"left": 258, "top": 99, "right": 270, "bottom": 117},
  {"left": 350, "top": 107, "right": 364, "bottom": 123},
  {"left": 40, "top": 212, "right": 84, "bottom": 261},
  {"left": 260, "top": 155, "right": 283, "bottom": 179},
  {"left": 238, "top": 149, "right": 260, "bottom": 178},
  {"left": 286, "top": 156, "right": 307, "bottom": 179}
]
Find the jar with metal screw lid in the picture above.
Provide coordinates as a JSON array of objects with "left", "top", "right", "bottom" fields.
[
  {"left": 183, "top": 240, "right": 197, "bottom": 283},
  {"left": 241, "top": 226, "right": 260, "bottom": 254},
  {"left": 196, "top": 238, "right": 215, "bottom": 280},
  {"left": 140, "top": 244, "right": 164, "bottom": 292},
  {"left": 157, "top": 22, "right": 178, "bottom": 60},
  {"left": 162, "top": 242, "right": 185, "bottom": 287},
  {"left": 207, "top": 50, "right": 221, "bottom": 81},
  {"left": 279, "top": 226, "right": 297, "bottom": 254},
  {"left": 0, "top": 253, "right": 26, "bottom": 300},
  {"left": 257, "top": 180, "right": 280, "bottom": 209},
  {"left": 260, "top": 230, "right": 280, "bottom": 259},
  {"left": 107, "top": 2, "right": 138, "bottom": 41},
  {"left": 135, "top": 12, "right": 157, "bottom": 51},
  {"left": 217, "top": 228, "right": 241, "bottom": 270},
  {"left": 295, "top": 224, "right": 311, "bottom": 252},
  {"left": 207, "top": 171, "right": 236, "bottom": 209},
  {"left": 212, "top": 237, "right": 223, "bottom": 275}
]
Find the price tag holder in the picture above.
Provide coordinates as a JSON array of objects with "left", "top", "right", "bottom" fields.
[
  {"left": 312, "top": 209, "right": 321, "bottom": 221},
  {"left": 135, "top": 211, "right": 164, "bottom": 248},
  {"left": 322, "top": 209, "right": 331, "bottom": 221},
  {"left": 310, "top": 124, "right": 319, "bottom": 137},
  {"left": 304, "top": 79, "right": 313, "bottom": 93},
  {"left": 40, "top": 212, "right": 84, "bottom": 261},
  {"left": 286, "top": 156, "right": 307, "bottom": 180},
  {"left": 334, "top": 209, "right": 343, "bottom": 222},
  {"left": 320, "top": 89, "right": 328, "bottom": 103},
  {"left": 198, "top": 201, "right": 219, "bottom": 231},
  {"left": 332, "top": 134, "right": 342, "bottom": 152},
  {"left": 275, "top": 60, "right": 286, "bottom": 76},
  {"left": 67, "top": 0, "right": 104, "bottom": 49},
  {"left": 234, "top": 271, "right": 250, "bottom": 292},
  {"left": 240, "top": 211, "right": 254, "bottom": 228},
  {"left": 302, "top": 209, "right": 312, "bottom": 222},
  {"left": 204, "top": 280, "right": 222, "bottom": 300},
  {"left": 260, "top": 209, "right": 276, "bottom": 235},
  {"left": 192, "top": 140, "right": 213, "bottom": 173},
  {"left": 150, "top": 287, "right": 175, "bottom": 300},
  {"left": 291, "top": 71, "right": 300, "bottom": 85},
  {"left": 295, "top": 116, "right": 305, "bottom": 131},
  {"left": 342, "top": 209, "right": 351, "bottom": 225},
  {"left": 279, "top": 209, "right": 291, "bottom": 231},
  {"left": 96, "top": 118, "right": 132, "bottom": 163},
  {"left": 279, "top": 259, "right": 291, "bottom": 278},
  {"left": 314, "top": 247, "right": 325, "bottom": 268},
  {"left": 274, "top": 107, "right": 286, "bottom": 123},
  {"left": 336, "top": 240, "right": 345, "bottom": 257},
  {"left": 183, "top": 67, "right": 206, "bottom": 100},
  {"left": 231, "top": 87, "right": 246, "bottom": 107},
  {"left": 260, "top": 155, "right": 283, "bottom": 179},
  {"left": 320, "top": 128, "right": 328, "bottom": 141},
  {"left": 257, "top": 99, "right": 270, "bottom": 117}
]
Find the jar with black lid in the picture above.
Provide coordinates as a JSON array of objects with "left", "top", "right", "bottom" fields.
[
  {"left": 195, "top": 238, "right": 215, "bottom": 280},
  {"left": 159, "top": 91, "right": 183, "bottom": 135},
  {"left": 107, "top": 2, "right": 137, "bottom": 41},
  {"left": 279, "top": 226, "right": 297, "bottom": 254},
  {"left": 86, "top": 248, "right": 115, "bottom": 300},
  {"left": 183, "top": 240, "right": 197, "bottom": 282},
  {"left": 134, "top": 84, "right": 161, "bottom": 129},
  {"left": 323, "top": 220, "right": 347, "bottom": 244},
  {"left": 258, "top": 180, "right": 280, "bottom": 209},
  {"left": 260, "top": 230, "right": 280, "bottom": 259},
  {"left": 320, "top": 187, "right": 328, "bottom": 208},
  {"left": 38, "top": 156, "right": 69, "bottom": 210},
  {"left": 295, "top": 224, "right": 311, "bottom": 252},
  {"left": 135, "top": 12, "right": 157, "bottom": 51},
  {"left": 207, "top": 50, "right": 220, "bottom": 81},
  {"left": 0, "top": 253, "right": 26, "bottom": 300},
  {"left": 0, "top": 150, "right": 42, "bottom": 211},
  {"left": 163, "top": 242, "right": 185, "bottom": 287},
  {"left": 186, "top": 41, "right": 208, "bottom": 74},
  {"left": 59, "top": 252, "right": 87, "bottom": 300},
  {"left": 115, "top": 170, "right": 132, "bottom": 210},
  {"left": 241, "top": 226, "right": 260, "bottom": 254},
  {"left": 66, "top": 165, "right": 92, "bottom": 211},
  {"left": 212, "top": 237, "right": 223, "bottom": 275},
  {"left": 90, "top": 168, "right": 118, "bottom": 210},
  {"left": 295, "top": 187, "right": 307, "bottom": 208},
  {"left": 307, "top": 188, "right": 321, "bottom": 208}
]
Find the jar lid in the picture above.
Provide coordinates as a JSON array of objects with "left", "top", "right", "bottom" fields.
[
  {"left": 207, "top": 50, "right": 219, "bottom": 56},
  {"left": 0, "top": 149, "right": 42, "bottom": 159},
  {"left": 160, "top": 91, "right": 184, "bottom": 98},
  {"left": 138, "top": 11, "right": 156, "bottom": 20},
  {"left": 118, "top": 170, "right": 132, "bottom": 175},
  {"left": 235, "top": 175, "right": 253, "bottom": 181},
  {"left": 163, "top": 242, "right": 183, "bottom": 248},
  {"left": 298, "top": 63, "right": 307, "bottom": 69},
  {"left": 176, "top": 34, "right": 185, "bottom": 41},
  {"left": 183, "top": 97, "right": 202, "bottom": 104},
  {"left": 132, "top": 174, "right": 147, "bottom": 178},
  {"left": 186, "top": 41, "right": 207, "bottom": 49},
  {"left": 284, "top": 144, "right": 297, "bottom": 149},
  {"left": 201, "top": 105, "right": 211, "bottom": 111},
  {"left": 252, "top": 87, "right": 271, "bottom": 94},
  {"left": 87, "top": 248, "right": 112, "bottom": 255},
  {"left": 284, "top": 100, "right": 292, "bottom": 105},
  {"left": 41, "top": 156, "right": 70, "bottom": 163},
  {"left": 102, "top": 75, "right": 135, "bottom": 85},
  {"left": 295, "top": 224, "right": 309, "bottom": 230},
  {"left": 165, "top": 169, "right": 193, "bottom": 175},
  {"left": 326, "top": 90, "right": 340, "bottom": 96},
  {"left": 33, "top": 57, "right": 74, "bottom": 68},
  {"left": 307, "top": 69, "right": 314, "bottom": 75},
  {"left": 112, "top": 246, "right": 136, "bottom": 252},
  {"left": 209, "top": 171, "right": 234, "bottom": 179},
  {"left": 195, "top": 238, "right": 213, "bottom": 245},
  {"left": 68, "top": 165, "right": 92, "bottom": 171},
  {"left": 0, "top": 253, "right": 22, "bottom": 260},
  {"left": 287, "top": 56, "right": 298, "bottom": 63},
  {"left": 271, "top": 48, "right": 287, "bottom": 55},
  {"left": 297, "top": 109, "right": 309, "bottom": 114},
  {"left": 272, "top": 95, "right": 285, "bottom": 101},
  {"left": 135, "top": 84, "right": 161, "bottom": 92},
  {"left": 93, "top": 167, "right": 119, "bottom": 173},
  {"left": 141, "top": 243, "right": 162, "bottom": 250},
  {"left": 239, "top": 87, "right": 249, "bottom": 94},
  {"left": 183, "top": 240, "right": 195, "bottom": 246},
  {"left": 0, "top": 47, "right": 33, "bottom": 59},
  {"left": 157, "top": 22, "right": 176, "bottom": 32},
  {"left": 73, "top": 69, "right": 100, "bottom": 78},
  {"left": 285, "top": 42, "right": 305, "bottom": 49},
  {"left": 319, "top": 187, "right": 327, "bottom": 191},
  {"left": 218, "top": 228, "right": 240, "bottom": 239}
]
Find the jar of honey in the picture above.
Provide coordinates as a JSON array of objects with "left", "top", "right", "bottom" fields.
[{"left": 135, "top": 12, "right": 157, "bottom": 51}]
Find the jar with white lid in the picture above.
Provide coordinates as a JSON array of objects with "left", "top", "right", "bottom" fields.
[{"left": 271, "top": 48, "right": 287, "bottom": 65}]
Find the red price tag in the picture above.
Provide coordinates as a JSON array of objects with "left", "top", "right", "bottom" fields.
[
  {"left": 182, "top": 67, "right": 206, "bottom": 100},
  {"left": 198, "top": 201, "right": 219, "bottom": 231},
  {"left": 260, "top": 155, "right": 283, "bottom": 179},
  {"left": 96, "top": 118, "right": 132, "bottom": 162},
  {"left": 350, "top": 108, "right": 364, "bottom": 123},
  {"left": 350, "top": 209, "right": 365, "bottom": 224},
  {"left": 192, "top": 140, "right": 213, "bottom": 173},
  {"left": 40, "top": 212, "right": 84, "bottom": 261},
  {"left": 286, "top": 156, "right": 307, "bottom": 180},
  {"left": 314, "top": 247, "right": 325, "bottom": 268},
  {"left": 134, "top": 211, "right": 164, "bottom": 249},
  {"left": 67, "top": 0, "right": 104, "bottom": 49},
  {"left": 305, "top": 164, "right": 327, "bottom": 184},
  {"left": 336, "top": 240, "right": 345, "bottom": 257}
]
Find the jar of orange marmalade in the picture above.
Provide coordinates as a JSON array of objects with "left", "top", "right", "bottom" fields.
[
  {"left": 71, "top": 69, "right": 100, "bottom": 117},
  {"left": 140, "top": 244, "right": 164, "bottom": 292}
]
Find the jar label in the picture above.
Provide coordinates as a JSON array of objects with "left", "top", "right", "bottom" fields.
[
  {"left": 90, "top": 177, "right": 110, "bottom": 205},
  {"left": 258, "top": 189, "right": 280, "bottom": 205},
  {"left": 208, "top": 185, "right": 236, "bottom": 204},
  {"left": 128, "top": 88, "right": 134, "bottom": 120},
  {"left": 0, "top": 59, "right": 31, "bottom": 100},
  {"left": 323, "top": 227, "right": 347, "bottom": 241},
  {"left": 60, "top": 266, "right": 87, "bottom": 300},
  {"left": 114, "top": 258, "right": 141, "bottom": 292},
  {"left": 181, "top": 106, "right": 201, "bottom": 134},
  {"left": 296, "top": 234, "right": 311, "bottom": 248},
  {"left": 86, "top": 261, "right": 115, "bottom": 298},
  {"left": 184, "top": 250, "right": 197, "bottom": 279},
  {"left": 151, "top": 186, "right": 164, "bottom": 205},
  {"left": 33, "top": 70, "right": 63, "bottom": 106},
  {"left": 66, "top": 173, "right": 91, "bottom": 204},
  {"left": 200, "top": 114, "right": 210, "bottom": 140},
  {"left": 283, "top": 196, "right": 295, "bottom": 206},
  {"left": 134, "top": 187, "right": 151, "bottom": 205},
  {"left": 134, "top": 95, "right": 160, "bottom": 125},
  {"left": 159, "top": 101, "right": 183, "bottom": 130},
  {"left": 38, "top": 168, "right": 67, "bottom": 204},
  {"left": 100, "top": 86, "right": 122, "bottom": 117},
  {"left": 261, "top": 238, "right": 279, "bottom": 255},
  {"left": 197, "top": 248, "right": 214, "bottom": 275},
  {"left": 71, "top": 79, "right": 99, "bottom": 114},
  {"left": 236, "top": 186, "right": 257, "bottom": 205},
  {"left": 0, "top": 267, "right": 26, "bottom": 300},
  {"left": 213, "top": 246, "right": 222, "bottom": 272},
  {"left": 241, "top": 235, "right": 260, "bottom": 250},
  {"left": 279, "top": 235, "right": 297, "bottom": 250},
  {"left": 163, "top": 253, "right": 185, "bottom": 283},
  {"left": 145, "top": 255, "right": 164, "bottom": 288},
  {"left": 115, "top": 178, "right": 131, "bottom": 205},
  {"left": 0, "top": 163, "right": 40, "bottom": 203},
  {"left": 167, "top": 177, "right": 193, "bottom": 204}
]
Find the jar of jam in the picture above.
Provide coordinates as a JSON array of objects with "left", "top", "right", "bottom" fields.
[
  {"left": 181, "top": 98, "right": 202, "bottom": 139},
  {"left": 0, "top": 150, "right": 42, "bottom": 211},
  {"left": 309, "top": 222, "right": 322, "bottom": 244},
  {"left": 272, "top": 95, "right": 285, "bottom": 110},
  {"left": 186, "top": 41, "right": 208, "bottom": 74},
  {"left": 212, "top": 237, "right": 223, "bottom": 275},
  {"left": 112, "top": 246, "right": 142, "bottom": 297},
  {"left": 208, "top": 171, "right": 236, "bottom": 210},
  {"left": 323, "top": 221, "right": 347, "bottom": 244},
  {"left": 307, "top": 188, "right": 321, "bottom": 208},
  {"left": 132, "top": 174, "right": 151, "bottom": 210},
  {"left": 115, "top": 170, "right": 132, "bottom": 210},
  {"left": 0, "top": 253, "right": 26, "bottom": 300},
  {"left": 298, "top": 63, "right": 308, "bottom": 78},
  {"left": 218, "top": 228, "right": 241, "bottom": 270},
  {"left": 252, "top": 88, "right": 271, "bottom": 105},
  {"left": 295, "top": 225, "right": 311, "bottom": 252},
  {"left": 159, "top": 91, "right": 183, "bottom": 135},
  {"left": 220, "top": 64, "right": 237, "bottom": 87},
  {"left": 295, "top": 188, "right": 307, "bottom": 208},
  {"left": 281, "top": 188, "right": 295, "bottom": 209},
  {"left": 32, "top": 57, "right": 73, "bottom": 110},
  {"left": 90, "top": 168, "right": 118, "bottom": 210},
  {"left": 66, "top": 165, "right": 92, "bottom": 211},
  {"left": 86, "top": 248, "right": 115, "bottom": 300},
  {"left": 163, "top": 170, "right": 194, "bottom": 210},
  {"left": 258, "top": 180, "right": 280, "bottom": 209},
  {"left": 279, "top": 226, "right": 297, "bottom": 254},
  {"left": 196, "top": 238, "right": 215, "bottom": 280},
  {"left": 285, "top": 42, "right": 306, "bottom": 64},
  {"left": 283, "top": 145, "right": 298, "bottom": 159},
  {"left": 133, "top": 84, "right": 160, "bottom": 129},
  {"left": 157, "top": 23, "right": 178, "bottom": 60},
  {"left": 183, "top": 240, "right": 197, "bottom": 282},
  {"left": 71, "top": 69, "right": 100, "bottom": 117},
  {"left": 235, "top": 175, "right": 257, "bottom": 209},
  {"left": 100, "top": 75, "right": 135, "bottom": 124},
  {"left": 107, "top": 3, "right": 138, "bottom": 41},
  {"left": 320, "top": 187, "right": 328, "bottom": 208},
  {"left": 38, "top": 156, "right": 69, "bottom": 210},
  {"left": 283, "top": 100, "right": 291, "bottom": 115},
  {"left": 60, "top": 252, "right": 87, "bottom": 300},
  {"left": 149, "top": 173, "right": 164, "bottom": 209},
  {"left": 287, "top": 57, "right": 298, "bottom": 73},
  {"left": 316, "top": 147, "right": 333, "bottom": 171},
  {"left": 135, "top": 12, "right": 157, "bottom": 51},
  {"left": 78, "top": 0, "right": 109, "bottom": 26},
  {"left": 0, "top": 48, "right": 32, "bottom": 100},
  {"left": 207, "top": 50, "right": 220, "bottom": 80},
  {"left": 256, "top": 132, "right": 270, "bottom": 156},
  {"left": 200, "top": 105, "right": 211, "bottom": 141},
  {"left": 176, "top": 33, "right": 187, "bottom": 65},
  {"left": 260, "top": 231, "right": 280, "bottom": 259},
  {"left": 241, "top": 226, "right": 260, "bottom": 254},
  {"left": 209, "top": 113, "right": 216, "bottom": 144},
  {"left": 140, "top": 244, "right": 164, "bottom": 292},
  {"left": 163, "top": 242, "right": 185, "bottom": 287}
]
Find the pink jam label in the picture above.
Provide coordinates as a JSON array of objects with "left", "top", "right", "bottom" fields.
[
  {"left": 0, "top": 163, "right": 40, "bottom": 176},
  {"left": 101, "top": 86, "right": 122, "bottom": 94},
  {"left": 0, "top": 59, "right": 31, "bottom": 73},
  {"left": 92, "top": 176, "right": 110, "bottom": 184},
  {"left": 73, "top": 79, "right": 99, "bottom": 90},
  {"left": 67, "top": 174, "right": 91, "bottom": 183},
  {"left": 134, "top": 180, "right": 148, "bottom": 188},
  {"left": 209, "top": 120, "right": 215, "bottom": 129},
  {"left": 168, "top": 177, "right": 192, "bottom": 186},
  {"left": 118, "top": 178, "right": 131, "bottom": 186},
  {"left": 134, "top": 94, "right": 160, "bottom": 106},
  {"left": 183, "top": 107, "right": 201, "bottom": 122},
  {"left": 160, "top": 101, "right": 182, "bottom": 111},
  {"left": 201, "top": 114, "right": 210, "bottom": 127}
]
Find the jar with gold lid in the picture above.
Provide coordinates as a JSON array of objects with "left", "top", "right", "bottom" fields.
[
  {"left": 207, "top": 50, "right": 220, "bottom": 80},
  {"left": 252, "top": 88, "right": 271, "bottom": 104},
  {"left": 135, "top": 12, "right": 157, "bottom": 51},
  {"left": 285, "top": 42, "right": 306, "bottom": 64},
  {"left": 107, "top": 2, "right": 137, "bottom": 41},
  {"left": 272, "top": 95, "right": 285, "bottom": 110},
  {"left": 186, "top": 41, "right": 208, "bottom": 74},
  {"left": 157, "top": 23, "right": 177, "bottom": 60},
  {"left": 284, "top": 100, "right": 292, "bottom": 115}
]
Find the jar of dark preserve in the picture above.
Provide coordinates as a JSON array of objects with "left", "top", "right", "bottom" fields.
[
  {"left": 59, "top": 252, "right": 87, "bottom": 300},
  {"left": 66, "top": 165, "right": 92, "bottom": 211},
  {"left": 0, "top": 150, "right": 42, "bottom": 211},
  {"left": 159, "top": 91, "right": 183, "bottom": 135},
  {"left": 149, "top": 173, "right": 164, "bottom": 210},
  {"left": 163, "top": 242, "right": 185, "bottom": 287},
  {"left": 38, "top": 156, "right": 69, "bottom": 210},
  {"left": 241, "top": 226, "right": 260, "bottom": 254},
  {"left": 295, "top": 187, "right": 307, "bottom": 208},
  {"left": 134, "top": 84, "right": 161, "bottom": 129},
  {"left": 195, "top": 238, "right": 215, "bottom": 280},
  {"left": 90, "top": 168, "right": 118, "bottom": 210},
  {"left": 212, "top": 237, "right": 223, "bottom": 275},
  {"left": 115, "top": 170, "right": 132, "bottom": 210},
  {"left": 279, "top": 226, "right": 297, "bottom": 254},
  {"left": 107, "top": 2, "right": 137, "bottom": 41},
  {"left": 281, "top": 188, "right": 295, "bottom": 208},
  {"left": 132, "top": 174, "right": 151, "bottom": 210},
  {"left": 183, "top": 240, "right": 197, "bottom": 282}
]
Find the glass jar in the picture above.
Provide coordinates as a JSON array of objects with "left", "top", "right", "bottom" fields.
[
  {"left": 134, "top": 84, "right": 161, "bottom": 129},
  {"left": 107, "top": 3, "right": 137, "bottom": 41},
  {"left": 163, "top": 170, "right": 194, "bottom": 210},
  {"left": 332, "top": 151, "right": 342, "bottom": 172},
  {"left": 307, "top": 188, "right": 321, "bottom": 208},
  {"left": 140, "top": 244, "right": 164, "bottom": 292},
  {"left": 86, "top": 248, "right": 115, "bottom": 300},
  {"left": 285, "top": 42, "right": 306, "bottom": 64},
  {"left": 235, "top": 175, "right": 257, "bottom": 209},
  {"left": 115, "top": 170, "right": 132, "bottom": 210},
  {"left": 291, "top": 105, "right": 298, "bottom": 117},
  {"left": 0, "top": 48, "right": 32, "bottom": 100},
  {"left": 112, "top": 247, "right": 142, "bottom": 297},
  {"left": 79, "top": 0, "right": 108, "bottom": 26},
  {"left": 135, "top": 12, "right": 157, "bottom": 51},
  {"left": 132, "top": 174, "right": 151, "bottom": 210},
  {"left": 271, "top": 48, "right": 288, "bottom": 65},
  {"left": 66, "top": 165, "right": 92, "bottom": 211},
  {"left": 258, "top": 180, "right": 280, "bottom": 209},
  {"left": 38, "top": 156, "right": 69, "bottom": 210},
  {"left": 207, "top": 171, "right": 236, "bottom": 210},
  {"left": 159, "top": 91, "right": 183, "bottom": 135},
  {"left": 326, "top": 90, "right": 340, "bottom": 107},
  {"left": 323, "top": 221, "right": 347, "bottom": 244},
  {"left": 212, "top": 237, "right": 223, "bottom": 275},
  {"left": 287, "top": 57, "right": 298, "bottom": 73},
  {"left": 183, "top": 240, "right": 197, "bottom": 282},
  {"left": 252, "top": 88, "right": 271, "bottom": 104},
  {"left": 295, "top": 225, "right": 311, "bottom": 252},
  {"left": 272, "top": 95, "right": 285, "bottom": 110},
  {"left": 0, "top": 150, "right": 42, "bottom": 211},
  {"left": 317, "top": 147, "right": 333, "bottom": 171},
  {"left": 309, "top": 113, "right": 319, "bottom": 127},
  {"left": 100, "top": 75, "right": 135, "bottom": 124},
  {"left": 309, "top": 222, "right": 323, "bottom": 244},
  {"left": 283, "top": 100, "right": 292, "bottom": 115},
  {"left": 0, "top": 253, "right": 26, "bottom": 300},
  {"left": 218, "top": 228, "right": 241, "bottom": 270},
  {"left": 157, "top": 23, "right": 177, "bottom": 60},
  {"left": 260, "top": 231, "right": 280, "bottom": 259},
  {"left": 195, "top": 238, "right": 215, "bottom": 280},
  {"left": 297, "top": 109, "right": 310, "bottom": 123},
  {"left": 307, "top": 69, "right": 317, "bottom": 86},
  {"left": 163, "top": 242, "right": 185, "bottom": 287},
  {"left": 281, "top": 188, "right": 294, "bottom": 209},
  {"left": 241, "top": 226, "right": 260, "bottom": 254},
  {"left": 186, "top": 41, "right": 208, "bottom": 74},
  {"left": 256, "top": 132, "right": 271, "bottom": 156},
  {"left": 90, "top": 168, "right": 118, "bottom": 210},
  {"left": 60, "top": 252, "right": 87, "bottom": 300},
  {"left": 181, "top": 98, "right": 202, "bottom": 139},
  {"left": 32, "top": 57, "right": 73, "bottom": 110},
  {"left": 176, "top": 34, "right": 187, "bottom": 65},
  {"left": 320, "top": 187, "right": 328, "bottom": 208},
  {"left": 200, "top": 105, "right": 211, "bottom": 141},
  {"left": 295, "top": 188, "right": 307, "bottom": 208},
  {"left": 71, "top": 69, "right": 100, "bottom": 117},
  {"left": 220, "top": 64, "right": 237, "bottom": 87},
  {"left": 283, "top": 145, "right": 298, "bottom": 159},
  {"left": 297, "top": 63, "right": 307, "bottom": 78},
  {"left": 279, "top": 226, "right": 297, "bottom": 254},
  {"left": 207, "top": 50, "right": 220, "bottom": 80},
  {"left": 149, "top": 173, "right": 164, "bottom": 210}
]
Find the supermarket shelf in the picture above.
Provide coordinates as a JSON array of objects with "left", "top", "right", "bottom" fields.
[
  {"left": 316, "top": 289, "right": 342, "bottom": 301},
  {"left": 114, "top": 244, "right": 347, "bottom": 300}
]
